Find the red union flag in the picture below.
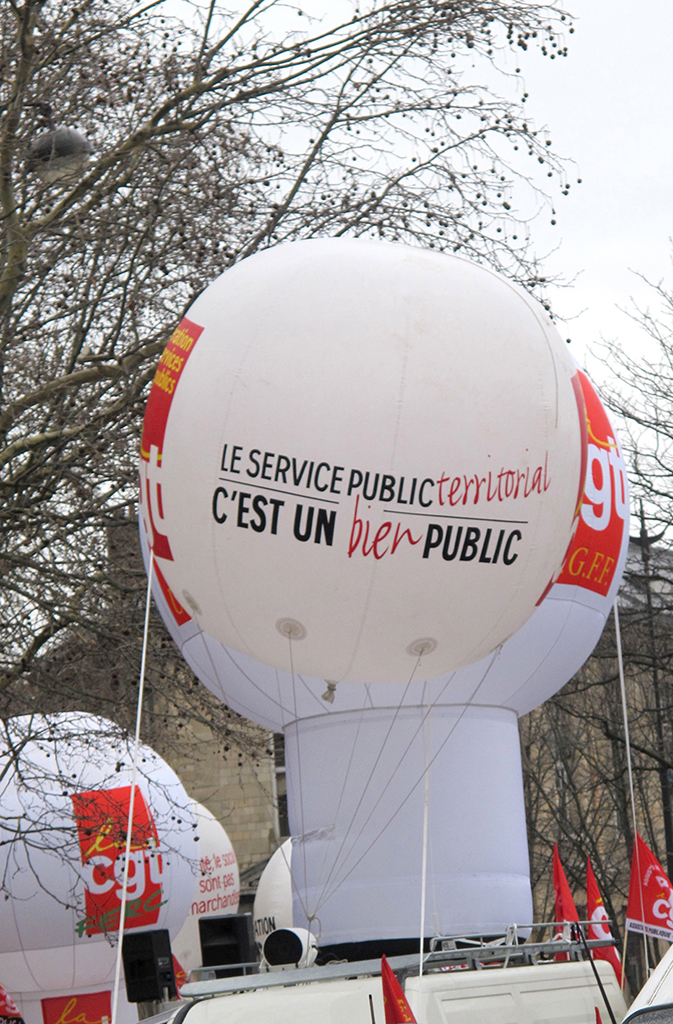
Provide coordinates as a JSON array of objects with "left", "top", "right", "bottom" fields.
[
  {"left": 586, "top": 856, "right": 622, "bottom": 984},
  {"left": 41, "top": 992, "right": 111, "bottom": 1024},
  {"left": 42, "top": 992, "right": 111, "bottom": 1024},
  {"left": 553, "top": 844, "right": 579, "bottom": 962},
  {"left": 556, "top": 370, "right": 628, "bottom": 597},
  {"left": 173, "top": 955, "right": 187, "bottom": 994},
  {"left": 71, "top": 785, "right": 164, "bottom": 937},
  {"left": 381, "top": 955, "right": 416, "bottom": 1023},
  {"left": 0, "top": 984, "right": 20, "bottom": 1019},
  {"left": 626, "top": 832, "right": 673, "bottom": 941},
  {"left": 139, "top": 317, "right": 203, "bottom": 561}
]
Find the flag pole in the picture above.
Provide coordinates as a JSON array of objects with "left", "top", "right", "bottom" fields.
[{"left": 614, "top": 597, "right": 649, "bottom": 977}]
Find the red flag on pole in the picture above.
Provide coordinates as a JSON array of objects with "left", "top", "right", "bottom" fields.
[
  {"left": 381, "top": 955, "right": 417, "bottom": 1024},
  {"left": 595, "top": 1009, "right": 603, "bottom": 1024},
  {"left": 0, "top": 985, "right": 21, "bottom": 1020},
  {"left": 626, "top": 832, "right": 673, "bottom": 941},
  {"left": 553, "top": 844, "right": 579, "bottom": 960},
  {"left": 587, "top": 856, "right": 623, "bottom": 984}
]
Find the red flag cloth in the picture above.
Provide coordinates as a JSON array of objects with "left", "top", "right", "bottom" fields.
[
  {"left": 381, "top": 955, "right": 417, "bottom": 1024},
  {"left": 553, "top": 844, "right": 579, "bottom": 961},
  {"left": 173, "top": 955, "right": 187, "bottom": 995},
  {"left": 596, "top": 1009, "right": 603, "bottom": 1024},
  {"left": 626, "top": 832, "right": 673, "bottom": 941},
  {"left": 587, "top": 856, "right": 623, "bottom": 984},
  {"left": 0, "top": 984, "right": 20, "bottom": 1019}
]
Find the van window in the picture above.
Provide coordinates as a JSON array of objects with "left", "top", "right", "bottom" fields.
[{"left": 627, "top": 1008, "right": 673, "bottom": 1024}]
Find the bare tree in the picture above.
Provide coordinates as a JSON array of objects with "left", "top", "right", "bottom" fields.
[
  {"left": 521, "top": 543, "right": 673, "bottom": 995},
  {"left": 0, "top": 0, "right": 575, "bottom": 704},
  {"left": 0, "top": 712, "right": 198, "bottom": 928}
]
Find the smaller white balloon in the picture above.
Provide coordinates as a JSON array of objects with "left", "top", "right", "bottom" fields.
[
  {"left": 171, "top": 802, "right": 239, "bottom": 976},
  {"left": 0, "top": 714, "right": 196, "bottom": 992},
  {"left": 253, "top": 840, "right": 293, "bottom": 955}
]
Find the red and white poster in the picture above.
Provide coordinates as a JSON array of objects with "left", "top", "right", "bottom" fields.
[
  {"left": 556, "top": 370, "right": 628, "bottom": 597},
  {"left": 626, "top": 832, "right": 673, "bottom": 941},
  {"left": 71, "top": 785, "right": 164, "bottom": 937},
  {"left": 41, "top": 992, "right": 111, "bottom": 1024},
  {"left": 587, "top": 856, "right": 622, "bottom": 984}
]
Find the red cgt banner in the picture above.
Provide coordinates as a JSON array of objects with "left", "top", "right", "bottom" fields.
[
  {"left": 626, "top": 832, "right": 673, "bottom": 941},
  {"left": 555, "top": 370, "right": 628, "bottom": 598},
  {"left": 41, "top": 992, "right": 111, "bottom": 1024},
  {"left": 71, "top": 785, "right": 164, "bottom": 938},
  {"left": 587, "top": 856, "right": 622, "bottom": 984},
  {"left": 622, "top": 831, "right": 671, "bottom": 942}
]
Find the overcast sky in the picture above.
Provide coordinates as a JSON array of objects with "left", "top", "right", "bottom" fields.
[
  {"left": 511, "top": 0, "right": 673, "bottom": 376},
  {"left": 173, "top": 0, "right": 672, "bottom": 378}
]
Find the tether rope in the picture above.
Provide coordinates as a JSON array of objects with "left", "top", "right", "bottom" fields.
[
  {"left": 111, "top": 548, "right": 153, "bottom": 1024},
  {"left": 288, "top": 634, "right": 311, "bottom": 926},
  {"left": 311, "top": 666, "right": 421, "bottom": 914},
  {"left": 314, "top": 647, "right": 501, "bottom": 913},
  {"left": 418, "top": 684, "right": 431, "bottom": 994}
]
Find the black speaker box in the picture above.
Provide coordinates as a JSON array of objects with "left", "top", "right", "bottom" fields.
[
  {"left": 199, "top": 913, "right": 257, "bottom": 972},
  {"left": 122, "top": 929, "right": 177, "bottom": 1003}
]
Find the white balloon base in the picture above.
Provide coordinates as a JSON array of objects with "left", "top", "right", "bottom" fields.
[{"left": 285, "top": 703, "right": 532, "bottom": 949}]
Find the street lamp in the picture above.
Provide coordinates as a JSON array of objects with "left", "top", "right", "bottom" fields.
[{"left": 28, "top": 127, "right": 93, "bottom": 183}]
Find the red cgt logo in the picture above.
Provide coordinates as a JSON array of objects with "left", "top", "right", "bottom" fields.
[
  {"left": 556, "top": 371, "right": 628, "bottom": 597},
  {"left": 71, "top": 785, "right": 165, "bottom": 937}
]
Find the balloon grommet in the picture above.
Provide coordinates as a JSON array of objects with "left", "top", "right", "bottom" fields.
[
  {"left": 182, "top": 590, "right": 202, "bottom": 615},
  {"left": 276, "top": 618, "right": 307, "bottom": 641},
  {"left": 406, "top": 637, "right": 438, "bottom": 657},
  {"left": 321, "top": 680, "right": 338, "bottom": 704}
]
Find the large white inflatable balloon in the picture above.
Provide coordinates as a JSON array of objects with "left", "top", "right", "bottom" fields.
[
  {"left": 140, "top": 238, "right": 586, "bottom": 684},
  {"left": 0, "top": 714, "right": 197, "bottom": 993},
  {"left": 252, "top": 840, "right": 293, "bottom": 954},
  {"left": 171, "top": 802, "right": 239, "bottom": 976},
  {"left": 142, "top": 354, "right": 628, "bottom": 947}
]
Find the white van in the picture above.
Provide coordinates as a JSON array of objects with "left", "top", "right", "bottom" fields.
[{"left": 176, "top": 949, "right": 627, "bottom": 1024}]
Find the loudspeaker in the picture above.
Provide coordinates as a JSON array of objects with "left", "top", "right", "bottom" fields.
[
  {"left": 263, "top": 927, "right": 318, "bottom": 969},
  {"left": 199, "top": 913, "right": 257, "bottom": 972},
  {"left": 122, "top": 929, "right": 177, "bottom": 1003}
]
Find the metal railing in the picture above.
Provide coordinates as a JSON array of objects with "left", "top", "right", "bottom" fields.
[
  {"left": 179, "top": 921, "right": 616, "bottom": 1000},
  {"left": 187, "top": 963, "right": 260, "bottom": 982}
]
